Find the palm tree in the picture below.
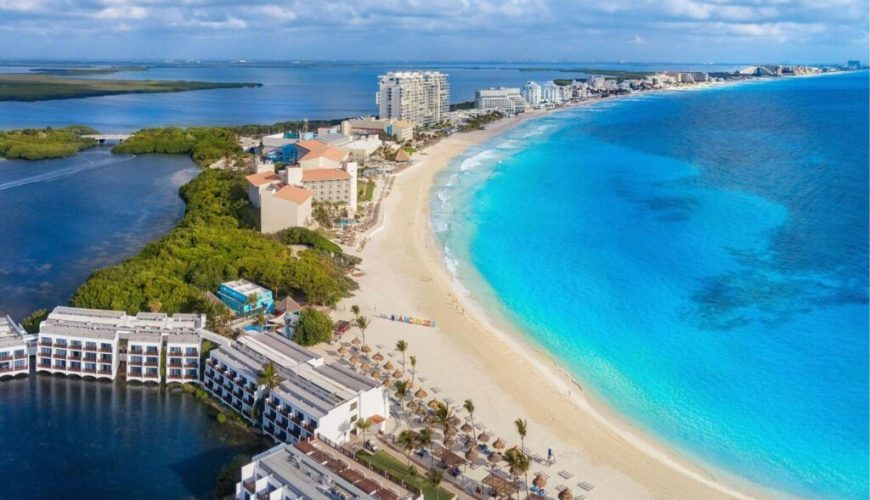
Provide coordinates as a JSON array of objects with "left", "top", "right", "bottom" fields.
[
  {"left": 426, "top": 467, "right": 443, "bottom": 500},
  {"left": 258, "top": 362, "right": 283, "bottom": 391},
  {"left": 255, "top": 312, "right": 266, "bottom": 333},
  {"left": 409, "top": 355, "right": 417, "bottom": 387},
  {"left": 504, "top": 447, "right": 531, "bottom": 500},
  {"left": 463, "top": 399, "right": 477, "bottom": 445},
  {"left": 433, "top": 402, "right": 454, "bottom": 446},
  {"left": 395, "top": 339, "right": 408, "bottom": 375},
  {"left": 351, "top": 304, "right": 360, "bottom": 320},
  {"left": 246, "top": 293, "right": 258, "bottom": 313},
  {"left": 393, "top": 379, "right": 410, "bottom": 421},
  {"left": 355, "top": 417, "right": 372, "bottom": 446},
  {"left": 515, "top": 418, "right": 530, "bottom": 499},
  {"left": 416, "top": 426, "right": 433, "bottom": 467},
  {"left": 356, "top": 315, "right": 370, "bottom": 346},
  {"left": 396, "top": 429, "right": 416, "bottom": 465}
]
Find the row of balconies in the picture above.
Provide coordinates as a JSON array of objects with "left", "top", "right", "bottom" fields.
[
  {"left": 39, "top": 340, "right": 113, "bottom": 352},
  {"left": 0, "top": 352, "right": 27, "bottom": 360}
]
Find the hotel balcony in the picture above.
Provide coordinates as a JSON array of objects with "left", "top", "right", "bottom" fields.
[
  {"left": 98, "top": 347, "right": 113, "bottom": 353},
  {"left": 0, "top": 354, "right": 11, "bottom": 361}
]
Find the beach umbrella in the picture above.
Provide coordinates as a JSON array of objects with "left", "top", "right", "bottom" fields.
[
  {"left": 427, "top": 398, "right": 441, "bottom": 409},
  {"left": 393, "top": 369, "right": 403, "bottom": 378},
  {"left": 558, "top": 489, "right": 573, "bottom": 500},
  {"left": 383, "top": 378, "right": 392, "bottom": 387},
  {"left": 461, "top": 423, "right": 473, "bottom": 433},
  {"left": 415, "top": 406, "right": 427, "bottom": 416},
  {"left": 370, "top": 368, "right": 380, "bottom": 377},
  {"left": 415, "top": 388, "right": 428, "bottom": 398},
  {"left": 337, "top": 346, "right": 347, "bottom": 355},
  {"left": 383, "top": 361, "right": 394, "bottom": 370},
  {"left": 488, "top": 451, "right": 503, "bottom": 464},
  {"left": 407, "top": 400, "right": 418, "bottom": 410},
  {"left": 361, "top": 362, "right": 371, "bottom": 372},
  {"left": 349, "top": 355, "right": 360, "bottom": 365},
  {"left": 533, "top": 473, "right": 547, "bottom": 488},
  {"left": 361, "top": 344, "right": 372, "bottom": 353},
  {"left": 465, "top": 448, "right": 479, "bottom": 461},
  {"left": 449, "top": 416, "right": 461, "bottom": 427},
  {"left": 478, "top": 432, "right": 490, "bottom": 443},
  {"left": 492, "top": 438, "right": 506, "bottom": 450},
  {"left": 445, "top": 435, "right": 456, "bottom": 448},
  {"left": 372, "top": 352, "right": 384, "bottom": 362},
  {"left": 351, "top": 337, "right": 361, "bottom": 346}
]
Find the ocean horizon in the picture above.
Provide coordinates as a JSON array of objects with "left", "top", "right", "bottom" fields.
[{"left": 432, "top": 71, "right": 869, "bottom": 498}]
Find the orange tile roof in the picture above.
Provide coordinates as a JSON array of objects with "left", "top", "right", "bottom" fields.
[
  {"left": 302, "top": 168, "right": 351, "bottom": 182},
  {"left": 300, "top": 145, "right": 348, "bottom": 162},
  {"left": 245, "top": 172, "right": 281, "bottom": 186},
  {"left": 273, "top": 184, "right": 312, "bottom": 204},
  {"left": 296, "top": 139, "right": 329, "bottom": 152}
]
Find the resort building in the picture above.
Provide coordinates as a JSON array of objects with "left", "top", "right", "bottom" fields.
[
  {"left": 37, "top": 306, "right": 206, "bottom": 383},
  {"left": 218, "top": 280, "right": 275, "bottom": 316},
  {"left": 475, "top": 87, "right": 527, "bottom": 114},
  {"left": 236, "top": 441, "right": 420, "bottom": 500},
  {"left": 521, "top": 81, "right": 542, "bottom": 106},
  {"left": 376, "top": 71, "right": 449, "bottom": 127},
  {"left": 342, "top": 117, "right": 414, "bottom": 142},
  {"left": 541, "top": 81, "right": 562, "bottom": 103},
  {"left": 260, "top": 183, "right": 313, "bottom": 234},
  {"left": 204, "top": 332, "right": 389, "bottom": 445},
  {"left": 0, "top": 315, "right": 31, "bottom": 378},
  {"left": 343, "top": 135, "right": 382, "bottom": 163}
]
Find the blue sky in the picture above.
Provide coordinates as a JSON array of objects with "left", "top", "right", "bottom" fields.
[{"left": 0, "top": 0, "right": 867, "bottom": 63}]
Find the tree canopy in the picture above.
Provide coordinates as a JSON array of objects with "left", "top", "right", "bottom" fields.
[
  {"left": 293, "top": 308, "right": 334, "bottom": 346},
  {"left": 0, "top": 125, "right": 98, "bottom": 160},
  {"left": 112, "top": 127, "right": 242, "bottom": 167}
]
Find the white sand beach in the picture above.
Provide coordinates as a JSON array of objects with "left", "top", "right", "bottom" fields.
[{"left": 327, "top": 106, "right": 773, "bottom": 499}]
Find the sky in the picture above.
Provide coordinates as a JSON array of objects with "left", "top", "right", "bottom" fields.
[{"left": 0, "top": 0, "right": 867, "bottom": 64}]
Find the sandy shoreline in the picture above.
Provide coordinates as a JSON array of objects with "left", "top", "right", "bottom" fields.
[{"left": 334, "top": 101, "right": 773, "bottom": 499}]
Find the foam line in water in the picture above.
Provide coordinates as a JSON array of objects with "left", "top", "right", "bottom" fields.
[{"left": 0, "top": 154, "right": 135, "bottom": 192}]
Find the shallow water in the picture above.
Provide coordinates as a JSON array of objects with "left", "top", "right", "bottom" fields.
[{"left": 433, "top": 72, "right": 869, "bottom": 498}]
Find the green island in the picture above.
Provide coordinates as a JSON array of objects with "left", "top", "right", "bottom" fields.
[
  {"left": 519, "top": 67, "right": 652, "bottom": 81},
  {"left": 0, "top": 74, "right": 261, "bottom": 102},
  {"left": 0, "top": 125, "right": 99, "bottom": 160},
  {"left": 112, "top": 126, "right": 243, "bottom": 167},
  {"left": 28, "top": 65, "right": 147, "bottom": 76}
]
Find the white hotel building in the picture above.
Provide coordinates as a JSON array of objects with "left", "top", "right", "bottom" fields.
[
  {"left": 204, "top": 332, "right": 389, "bottom": 446},
  {"left": 0, "top": 315, "right": 31, "bottom": 378},
  {"left": 36, "top": 306, "right": 204, "bottom": 383},
  {"left": 475, "top": 87, "right": 527, "bottom": 114},
  {"left": 377, "top": 71, "right": 449, "bottom": 127}
]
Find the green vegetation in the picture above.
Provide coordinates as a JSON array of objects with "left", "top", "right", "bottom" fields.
[
  {"left": 293, "top": 308, "right": 335, "bottom": 346},
  {"left": 358, "top": 179, "right": 375, "bottom": 202},
  {"left": 0, "top": 74, "right": 261, "bottom": 102},
  {"left": 449, "top": 100, "right": 475, "bottom": 111},
  {"left": 458, "top": 111, "right": 504, "bottom": 132},
  {"left": 553, "top": 79, "right": 575, "bottom": 86},
  {"left": 69, "top": 169, "right": 354, "bottom": 315},
  {"left": 356, "top": 450, "right": 453, "bottom": 500},
  {"left": 214, "top": 454, "right": 250, "bottom": 497},
  {"left": 21, "top": 308, "right": 48, "bottom": 333},
  {"left": 0, "top": 126, "right": 98, "bottom": 160},
  {"left": 276, "top": 227, "right": 343, "bottom": 254},
  {"left": 113, "top": 127, "right": 242, "bottom": 167}
]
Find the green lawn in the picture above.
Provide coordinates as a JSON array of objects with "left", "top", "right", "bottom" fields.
[
  {"left": 358, "top": 179, "right": 375, "bottom": 202},
  {"left": 356, "top": 450, "right": 454, "bottom": 499}
]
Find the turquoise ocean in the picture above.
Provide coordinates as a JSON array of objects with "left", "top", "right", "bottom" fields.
[{"left": 432, "top": 71, "right": 869, "bottom": 498}]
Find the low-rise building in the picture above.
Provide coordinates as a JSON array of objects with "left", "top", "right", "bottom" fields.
[
  {"left": 237, "top": 440, "right": 420, "bottom": 500},
  {"left": 260, "top": 183, "right": 313, "bottom": 234},
  {"left": 0, "top": 315, "right": 30, "bottom": 378},
  {"left": 475, "top": 87, "right": 527, "bottom": 114},
  {"left": 341, "top": 118, "right": 414, "bottom": 142},
  {"left": 218, "top": 279, "right": 275, "bottom": 316},
  {"left": 37, "top": 307, "right": 206, "bottom": 383},
  {"left": 166, "top": 332, "right": 202, "bottom": 383},
  {"left": 343, "top": 135, "right": 382, "bottom": 162},
  {"left": 205, "top": 332, "right": 389, "bottom": 445}
]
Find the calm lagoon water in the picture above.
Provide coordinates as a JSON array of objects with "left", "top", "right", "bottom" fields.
[
  {"left": 0, "top": 376, "right": 265, "bottom": 498},
  {"left": 432, "top": 71, "right": 869, "bottom": 498},
  {"left": 0, "top": 147, "right": 197, "bottom": 318}
]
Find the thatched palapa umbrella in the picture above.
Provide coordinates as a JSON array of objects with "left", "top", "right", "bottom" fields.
[
  {"left": 361, "top": 344, "right": 372, "bottom": 353},
  {"left": 449, "top": 416, "right": 461, "bottom": 427},
  {"left": 360, "top": 362, "right": 371, "bottom": 372},
  {"left": 461, "top": 423, "right": 473, "bottom": 433},
  {"left": 415, "top": 388, "right": 428, "bottom": 398},
  {"left": 370, "top": 368, "right": 380, "bottom": 377},
  {"left": 392, "top": 369, "right": 403, "bottom": 378},
  {"left": 558, "top": 489, "right": 574, "bottom": 500},
  {"left": 492, "top": 438, "right": 506, "bottom": 450},
  {"left": 337, "top": 346, "right": 347, "bottom": 355},
  {"left": 465, "top": 447, "right": 479, "bottom": 462},
  {"left": 533, "top": 473, "right": 547, "bottom": 489},
  {"left": 349, "top": 355, "right": 360, "bottom": 365},
  {"left": 427, "top": 398, "right": 441, "bottom": 409},
  {"left": 488, "top": 451, "right": 503, "bottom": 465},
  {"left": 383, "top": 361, "right": 394, "bottom": 370},
  {"left": 372, "top": 352, "right": 384, "bottom": 362},
  {"left": 478, "top": 432, "right": 491, "bottom": 443},
  {"left": 351, "top": 337, "right": 361, "bottom": 346}
]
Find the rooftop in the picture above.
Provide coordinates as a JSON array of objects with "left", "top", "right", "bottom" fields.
[
  {"left": 274, "top": 184, "right": 313, "bottom": 204},
  {"left": 246, "top": 172, "right": 281, "bottom": 187},
  {"left": 302, "top": 168, "right": 351, "bottom": 182}
]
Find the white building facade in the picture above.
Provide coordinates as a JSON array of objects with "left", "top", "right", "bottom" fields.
[
  {"left": 475, "top": 87, "right": 527, "bottom": 114},
  {"left": 377, "top": 71, "right": 449, "bottom": 127},
  {"left": 0, "top": 315, "right": 31, "bottom": 378},
  {"left": 521, "top": 81, "right": 542, "bottom": 106}
]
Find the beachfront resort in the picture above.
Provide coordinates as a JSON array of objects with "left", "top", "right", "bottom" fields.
[{"left": 2, "top": 63, "right": 863, "bottom": 500}]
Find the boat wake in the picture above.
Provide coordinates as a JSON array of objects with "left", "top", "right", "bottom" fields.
[{"left": 0, "top": 154, "right": 135, "bottom": 192}]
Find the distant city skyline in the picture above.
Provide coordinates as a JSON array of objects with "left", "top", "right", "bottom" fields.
[{"left": 0, "top": 0, "right": 867, "bottom": 64}]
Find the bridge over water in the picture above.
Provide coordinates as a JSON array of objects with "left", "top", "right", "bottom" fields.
[{"left": 82, "top": 134, "right": 132, "bottom": 144}]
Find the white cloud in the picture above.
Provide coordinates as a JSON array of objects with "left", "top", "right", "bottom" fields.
[{"left": 95, "top": 6, "right": 149, "bottom": 19}]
